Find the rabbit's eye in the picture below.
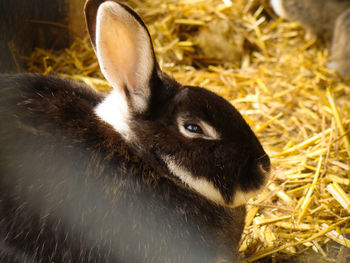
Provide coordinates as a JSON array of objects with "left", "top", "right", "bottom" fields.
[
  {"left": 178, "top": 117, "right": 220, "bottom": 140},
  {"left": 185, "top": 124, "right": 203, "bottom": 134}
]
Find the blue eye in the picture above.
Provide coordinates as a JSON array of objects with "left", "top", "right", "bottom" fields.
[{"left": 185, "top": 124, "right": 203, "bottom": 134}]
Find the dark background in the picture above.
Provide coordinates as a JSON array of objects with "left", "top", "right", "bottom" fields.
[{"left": 0, "top": 0, "right": 85, "bottom": 73}]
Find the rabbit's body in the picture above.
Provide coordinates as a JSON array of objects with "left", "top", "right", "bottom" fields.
[
  {"left": 328, "top": 7, "right": 350, "bottom": 76},
  {"left": 0, "top": 1, "right": 270, "bottom": 262},
  {"left": 0, "top": 74, "right": 246, "bottom": 263},
  {"left": 270, "top": 0, "right": 350, "bottom": 76}
]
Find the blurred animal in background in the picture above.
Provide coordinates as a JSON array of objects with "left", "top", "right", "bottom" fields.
[
  {"left": 0, "top": 0, "right": 270, "bottom": 262},
  {"left": 197, "top": 20, "right": 245, "bottom": 64},
  {"left": 270, "top": 0, "right": 350, "bottom": 77}
]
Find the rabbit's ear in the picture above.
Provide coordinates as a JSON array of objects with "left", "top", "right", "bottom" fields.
[{"left": 85, "top": 0, "right": 156, "bottom": 113}]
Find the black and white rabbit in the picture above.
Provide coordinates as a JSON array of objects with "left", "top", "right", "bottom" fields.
[
  {"left": 0, "top": 0, "right": 270, "bottom": 262},
  {"left": 270, "top": 0, "right": 350, "bottom": 76}
]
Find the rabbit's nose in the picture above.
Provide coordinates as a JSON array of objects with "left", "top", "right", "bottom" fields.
[{"left": 257, "top": 154, "right": 271, "bottom": 174}]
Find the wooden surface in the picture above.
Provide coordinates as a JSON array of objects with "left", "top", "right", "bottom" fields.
[{"left": 0, "top": 0, "right": 86, "bottom": 73}]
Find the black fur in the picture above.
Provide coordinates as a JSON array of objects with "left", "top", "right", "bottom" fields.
[
  {"left": 0, "top": 74, "right": 247, "bottom": 262},
  {"left": 0, "top": 1, "right": 270, "bottom": 262}
]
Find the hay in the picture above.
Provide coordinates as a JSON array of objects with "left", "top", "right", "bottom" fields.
[{"left": 22, "top": 0, "right": 350, "bottom": 261}]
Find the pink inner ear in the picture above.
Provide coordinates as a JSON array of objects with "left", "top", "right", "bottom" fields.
[
  {"left": 95, "top": 1, "right": 154, "bottom": 113},
  {"left": 97, "top": 15, "right": 137, "bottom": 91}
]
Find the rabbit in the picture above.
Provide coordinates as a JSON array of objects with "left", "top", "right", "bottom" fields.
[
  {"left": 0, "top": 0, "right": 270, "bottom": 262},
  {"left": 327, "top": 7, "right": 350, "bottom": 76},
  {"left": 270, "top": 0, "right": 350, "bottom": 76}
]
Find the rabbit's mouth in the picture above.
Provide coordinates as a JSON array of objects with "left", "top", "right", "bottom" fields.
[
  {"left": 229, "top": 156, "right": 271, "bottom": 207},
  {"left": 229, "top": 164, "right": 270, "bottom": 207}
]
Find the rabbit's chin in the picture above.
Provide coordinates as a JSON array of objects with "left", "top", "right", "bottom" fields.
[{"left": 162, "top": 156, "right": 265, "bottom": 207}]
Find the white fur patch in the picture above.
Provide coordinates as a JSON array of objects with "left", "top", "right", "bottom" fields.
[
  {"left": 163, "top": 157, "right": 269, "bottom": 207},
  {"left": 94, "top": 90, "right": 132, "bottom": 140},
  {"left": 270, "top": 0, "right": 286, "bottom": 18},
  {"left": 163, "top": 156, "right": 225, "bottom": 204}
]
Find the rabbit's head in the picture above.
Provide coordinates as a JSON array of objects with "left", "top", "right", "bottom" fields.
[{"left": 85, "top": 0, "right": 270, "bottom": 207}]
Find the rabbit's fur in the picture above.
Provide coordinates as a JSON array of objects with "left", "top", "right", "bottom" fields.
[
  {"left": 270, "top": 0, "right": 350, "bottom": 76},
  {"left": 328, "top": 7, "right": 350, "bottom": 76},
  {"left": 0, "top": 0, "right": 270, "bottom": 262}
]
